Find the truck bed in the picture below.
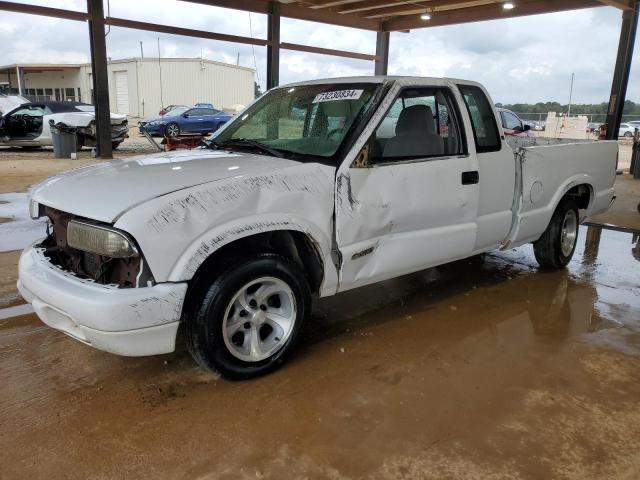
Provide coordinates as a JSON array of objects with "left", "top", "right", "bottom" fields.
[{"left": 506, "top": 137, "right": 618, "bottom": 246}]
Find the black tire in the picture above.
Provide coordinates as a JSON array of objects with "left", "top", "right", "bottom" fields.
[
  {"left": 533, "top": 197, "right": 579, "bottom": 270},
  {"left": 165, "top": 122, "right": 180, "bottom": 138},
  {"left": 111, "top": 141, "right": 122, "bottom": 150},
  {"left": 624, "top": 131, "right": 633, "bottom": 138},
  {"left": 185, "top": 253, "right": 311, "bottom": 380}
]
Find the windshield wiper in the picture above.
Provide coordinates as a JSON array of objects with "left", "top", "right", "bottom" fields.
[{"left": 212, "top": 138, "right": 287, "bottom": 158}]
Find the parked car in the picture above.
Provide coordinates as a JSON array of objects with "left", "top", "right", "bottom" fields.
[
  {"left": 158, "top": 104, "right": 186, "bottom": 116},
  {"left": 496, "top": 107, "right": 533, "bottom": 137},
  {"left": 194, "top": 102, "right": 215, "bottom": 109},
  {"left": 587, "top": 122, "right": 603, "bottom": 135},
  {"left": 531, "top": 120, "right": 545, "bottom": 131},
  {"left": 19, "top": 77, "right": 617, "bottom": 379},
  {"left": 0, "top": 101, "right": 128, "bottom": 149},
  {"left": 618, "top": 123, "right": 635, "bottom": 138},
  {"left": 139, "top": 106, "right": 231, "bottom": 137},
  {"left": 627, "top": 120, "right": 640, "bottom": 130}
]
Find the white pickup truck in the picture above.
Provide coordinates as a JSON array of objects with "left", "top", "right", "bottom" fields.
[{"left": 18, "top": 76, "right": 617, "bottom": 379}]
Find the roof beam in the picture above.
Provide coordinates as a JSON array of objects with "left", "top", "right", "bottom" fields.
[
  {"left": 0, "top": 0, "right": 88, "bottom": 21},
  {"left": 105, "top": 16, "right": 376, "bottom": 61},
  {"left": 338, "top": 0, "right": 493, "bottom": 15},
  {"left": 337, "top": 1, "right": 413, "bottom": 14},
  {"left": 361, "top": 1, "right": 496, "bottom": 19},
  {"left": 597, "top": 0, "right": 634, "bottom": 9},
  {"left": 180, "top": 0, "right": 380, "bottom": 30},
  {"left": 106, "top": 16, "right": 270, "bottom": 46},
  {"left": 383, "top": 0, "right": 603, "bottom": 31},
  {"left": 281, "top": 41, "right": 379, "bottom": 60}
]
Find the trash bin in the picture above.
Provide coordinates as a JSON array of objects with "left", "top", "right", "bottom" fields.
[{"left": 49, "top": 120, "right": 78, "bottom": 159}]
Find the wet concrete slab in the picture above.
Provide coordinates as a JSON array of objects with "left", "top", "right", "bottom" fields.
[{"left": 1, "top": 225, "right": 639, "bottom": 479}]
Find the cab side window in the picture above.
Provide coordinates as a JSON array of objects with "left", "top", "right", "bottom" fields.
[
  {"left": 458, "top": 85, "right": 501, "bottom": 153},
  {"left": 369, "top": 88, "right": 465, "bottom": 163}
]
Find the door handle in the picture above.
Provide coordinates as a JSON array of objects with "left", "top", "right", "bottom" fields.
[{"left": 461, "top": 171, "right": 479, "bottom": 185}]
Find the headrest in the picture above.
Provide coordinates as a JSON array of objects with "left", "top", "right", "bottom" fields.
[{"left": 396, "top": 104, "right": 436, "bottom": 135}]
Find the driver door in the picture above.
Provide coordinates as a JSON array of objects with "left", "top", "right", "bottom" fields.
[{"left": 335, "top": 85, "right": 480, "bottom": 291}]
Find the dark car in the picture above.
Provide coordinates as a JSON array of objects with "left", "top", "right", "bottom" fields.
[
  {"left": 139, "top": 106, "right": 232, "bottom": 137},
  {"left": 496, "top": 107, "right": 533, "bottom": 137}
]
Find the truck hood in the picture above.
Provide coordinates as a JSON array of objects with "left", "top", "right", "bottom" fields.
[{"left": 32, "top": 149, "right": 301, "bottom": 223}]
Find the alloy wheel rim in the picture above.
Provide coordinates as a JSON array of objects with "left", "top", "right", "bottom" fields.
[
  {"left": 167, "top": 125, "right": 178, "bottom": 137},
  {"left": 222, "top": 277, "right": 297, "bottom": 362},
  {"left": 560, "top": 209, "right": 578, "bottom": 257}
]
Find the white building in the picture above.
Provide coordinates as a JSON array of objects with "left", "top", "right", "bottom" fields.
[{"left": 0, "top": 58, "right": 255, "bottom": 117}]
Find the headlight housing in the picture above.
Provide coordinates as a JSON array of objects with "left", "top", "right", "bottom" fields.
[{"left": 67, "top": 220, "right": 139, "bottom": 258}]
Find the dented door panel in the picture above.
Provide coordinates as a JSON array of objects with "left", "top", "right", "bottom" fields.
[
  {"left": 334, "top": 78, "right": 481, "bottom": 292},
  {"left": 336, "top": 157, "right": 479, "bottom": 291}
]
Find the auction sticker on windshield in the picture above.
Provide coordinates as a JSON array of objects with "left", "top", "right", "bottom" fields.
[{"left": 313, "top": 90, "right": 363, "bottom": 103}]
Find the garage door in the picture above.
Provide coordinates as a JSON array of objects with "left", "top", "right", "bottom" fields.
[{"left": 114, "top": 71, "right": 129, "bottom": 115}]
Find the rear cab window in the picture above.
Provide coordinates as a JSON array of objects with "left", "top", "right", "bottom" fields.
[{"left": 457, "top": 84, "right": 502, "bottom": 153}]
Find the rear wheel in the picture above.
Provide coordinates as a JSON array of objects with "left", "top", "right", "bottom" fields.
[
  {"left": 185, "top": 253, "right": 311, "bottom": 380},
  {"left": 624, "top": 131, "right": 633, "bottom": 138},
  {"left": 533, "top": 198, "right": 579, "bottom": 269}
]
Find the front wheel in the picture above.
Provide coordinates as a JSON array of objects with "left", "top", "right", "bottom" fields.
[
  {"left": 533, "top": 198, "right": 579, "bottom": 269},
  {"left": 165, "top": 122, "right": 180, "bottom": 138},
  {"left": 185, "top": 253, "right": 311, "bottom": 380},
  {"left": 624, "top": 131, "right": 633, "bottom": 138}
]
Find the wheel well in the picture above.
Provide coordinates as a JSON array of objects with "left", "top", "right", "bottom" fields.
[
  {"left": 189, "top": 230, "right": 325, "bottom": 295},
  {"left": 564, "top": 184, "right": 592, "bottom": 210}
]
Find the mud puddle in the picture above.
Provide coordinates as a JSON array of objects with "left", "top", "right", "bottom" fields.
[{"left": 1, "top": 225, "right": 639, "bottom": 479}]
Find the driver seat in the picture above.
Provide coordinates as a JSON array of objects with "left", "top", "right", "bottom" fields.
[{"left": 383, "top": 105, "right": 444, "bottom": 158}]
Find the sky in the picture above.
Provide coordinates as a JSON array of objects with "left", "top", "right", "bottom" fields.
[{"left": 0, "top": 0, "right": 638, "bottom": 105}]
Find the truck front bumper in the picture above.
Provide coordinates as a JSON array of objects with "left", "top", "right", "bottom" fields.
[{"left": 17, "top": 244, "right": 188, "bottom": 357}]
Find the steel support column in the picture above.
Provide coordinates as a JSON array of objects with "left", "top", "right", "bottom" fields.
[
  {"left": 374, "top": 31, "right": 389, "bottom": 75},
  {"left": 267, "top": 1, "right": 280, "bottom": 89},
  {"left": 87, "top": 0, "right": 112, "bottom": 158},
  {"left": 16, "top": 66, "right": 25, "bottom": 95},
  {"left": 606, "top": 1, "right": 639, "bottom": 140}
]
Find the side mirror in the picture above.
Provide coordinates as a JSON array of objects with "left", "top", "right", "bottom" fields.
[
  {"left": 523, "top": 124, "right": 531, "bottom": 131},
  {"left": 182, "top": 113, "right": 189, "bottom": 118}
]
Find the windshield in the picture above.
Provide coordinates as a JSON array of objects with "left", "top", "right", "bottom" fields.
[{"left": 213, "top": 83, "right": 379, "bottom": 159}]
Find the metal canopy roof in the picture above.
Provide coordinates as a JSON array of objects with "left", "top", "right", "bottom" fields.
[
  {"left": 0, "top": 0, "right": 636, "bottom": 158},
  {"left": 186, "top": 0, "right": 634, "bottom": 31}
]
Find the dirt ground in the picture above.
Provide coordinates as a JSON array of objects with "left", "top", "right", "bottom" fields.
[
  {"left": 1, "top": 139, "right": 640, "bottom": 479},
  {"left": 0, "top": 226, "right": 639, "bottom": 479},
  {"left": 0, "top": 251, "right": 20, "bottom": 308},
  {"left": 589, "top": 173, "right": 640, "bottom": 231}
]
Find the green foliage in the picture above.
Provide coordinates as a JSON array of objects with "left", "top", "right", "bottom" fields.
[{"left": 498, "top": 100, "right": 640, "bottom": 116}]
